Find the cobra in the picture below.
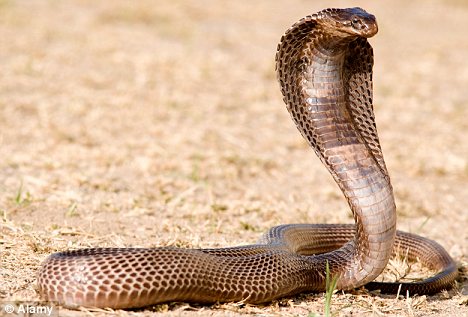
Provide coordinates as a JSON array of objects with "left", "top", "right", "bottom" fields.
[{"left": 37, "top": 7, "right": 457, "bottom": 309}]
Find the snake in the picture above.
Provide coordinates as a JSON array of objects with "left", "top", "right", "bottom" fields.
[{"left": 37, "top": 7, "right": 458, "bottom": 309}]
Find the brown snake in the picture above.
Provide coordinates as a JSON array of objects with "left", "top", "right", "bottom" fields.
[{"left": 37, "top": 8, "right": 458, "bottom": 309}]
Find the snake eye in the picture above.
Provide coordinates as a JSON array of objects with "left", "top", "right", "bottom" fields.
[{"left": 351, "top": 17, "right": 361, "bottom": 29}]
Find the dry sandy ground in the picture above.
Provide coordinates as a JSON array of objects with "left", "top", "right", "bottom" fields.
[{"left": 1, "top": 0, "right": 467, "bottom": 316}]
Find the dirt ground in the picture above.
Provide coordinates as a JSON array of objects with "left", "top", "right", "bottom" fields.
[{"left": 1, "top": 0, "right": 467, "bottom": 316}]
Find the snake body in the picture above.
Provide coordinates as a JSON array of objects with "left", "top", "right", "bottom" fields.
[{"left": 37, "top": 8, "right": 457, "bottom": 309}]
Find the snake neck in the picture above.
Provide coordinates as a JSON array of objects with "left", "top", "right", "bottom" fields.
[{"left": 276, "top": 18, "right": 396, "bottom": 288}]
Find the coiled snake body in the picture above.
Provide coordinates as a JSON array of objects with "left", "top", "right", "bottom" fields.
[{"left": 37, "top": 8, "right": 457, "bottom": 309}]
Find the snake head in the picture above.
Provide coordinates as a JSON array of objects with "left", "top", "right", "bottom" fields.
[{"left": 317, "top": 7, "right": 378, "bottom": 38}]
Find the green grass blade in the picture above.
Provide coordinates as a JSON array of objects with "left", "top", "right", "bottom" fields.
[{"left": 324, "top": 260, "right": 339, "bottom": 317}]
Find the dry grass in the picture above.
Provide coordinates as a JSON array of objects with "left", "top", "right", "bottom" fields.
[{"left": 1, "top": 0, "right": 467, "bottom": 316}]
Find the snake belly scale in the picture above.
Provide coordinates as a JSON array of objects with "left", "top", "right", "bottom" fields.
[{"left": 37, "top": 7, "right": 457, "bottom": 309}]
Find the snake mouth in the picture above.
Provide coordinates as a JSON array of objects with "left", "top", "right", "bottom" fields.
[{"left": 358, "top": 23, "right": 378, "bottom": 38}]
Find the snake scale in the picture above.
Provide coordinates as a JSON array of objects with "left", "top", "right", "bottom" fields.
[{"left": 37, "top": 8, "right": 457, "bottom": 309}]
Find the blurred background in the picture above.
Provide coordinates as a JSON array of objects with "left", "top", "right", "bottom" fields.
[{"left": 1, "top": 1, "right": 467, "bottom": 316}]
